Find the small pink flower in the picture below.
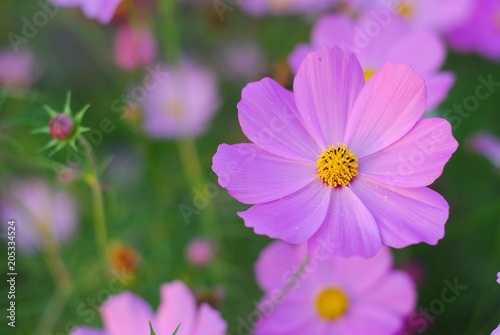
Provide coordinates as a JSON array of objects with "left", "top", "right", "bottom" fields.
[
  {"left": 218, "top": 40, "right": 267, "bottom": 80},
  {"left": 254, "top": 241, "right": 415, "bottom": 335},
  {"left": 288, "top": 13, "right": 455, "bottom": 110},
  {"left": 141, "top": 61, "right": 220, "bottom": 139},
  {"left": 241, "top": 0, "right": 332, "bottom": 16},
  {"left": 448, "top": 0, "right": 500, "bottom": 60},
  {"left": 185, "top": 237, "right": 215, "bottom": 267},
  {"left": 213, "top": 47, "right": 458, "bottom": 258},
  {"left": 0, "top": 179, "right": 79, "bottom": 253},
  {"left": 342, "top": 0, "right": 471, "bottom": 33},
  {"left": 497, "top": 272, "right": 500, "bottom": 285},
  {"left": 113, "top": 23, "right": 156, "bottom": 71},
  {"left": 54, "top": 0, "right": 122, "bottom": 24},
  {"left": 69, "top": 281, "right": 227, "bottom": 335},
  {"left": 467, "top": 132, "right": 500, "bottom": 169},
  {"left": 0, "top": 47, "right": 39, "bottom": 88}
]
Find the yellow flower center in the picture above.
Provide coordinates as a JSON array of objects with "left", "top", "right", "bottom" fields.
[
  {"left": 316, "top": 144, "right": 358, "bottom": 187},
  {"left": 398, "top": 2, "right": 414, "bottom": 18},
  {"left": 363, "top": 68, "right": 376, "bottom": 82},
  {"left": 164, "top": 100, "right": 185, "bottom": 119},
  {"left": 315, "top": 288, "right": 349, "bottom": 321}
]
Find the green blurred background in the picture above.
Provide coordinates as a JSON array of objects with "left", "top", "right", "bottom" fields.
[{"left": 0, "top": 1, "right": 499, "bottom": 335}]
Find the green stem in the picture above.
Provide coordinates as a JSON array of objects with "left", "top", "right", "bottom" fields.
[
  {"left": 159, "top": 0, "right": 181, "bottom": 64},
  {"left": 34, "top": 226, "right": 73, "bottom": 335},
  {"left": 34, "top": 289, "right": 71, "bottom": 335},
  {"left": 78, "top": 136, "right": 109, "bottom": 270},
  {"left": 274, "top": 255, "right": 310, "bottom": 303},
  {"left": 177, "top": 138, "right": 221, "bottom": 242},
  {"left": 251, "top": 255, "right": 310, "bottom": 327}
]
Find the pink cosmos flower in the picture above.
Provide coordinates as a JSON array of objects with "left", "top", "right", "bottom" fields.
[
  {"left": 185, "top": 237, "right": 215, "bottom": 267},
  {"left": 212, "top": 47, "right": 458, "bottom": 258},
  {"left": 141, "top": 61, "right": 220, "bottom": 139},
  {"left": 288, "top": 13, "right": 455, "bottom": 110},
  {"left": 253, "top": 241, "right": 415, "bottom": 335},
  {"left": 241, "top": 0, "right": 332, "bottom": 16},
  {"left": 342, "top": 0, "right": 471, "bottom": 33},
  {"left": 447, "top": 0, "right": 500, "bottom": 60},
  {"left": 0, "top": 179, "right": 79, "bottom": 253},
  {"left": 467, "top": 132, "right": 500, "bottom": 169},
  {"left": 54, "top": 0, "right": 122, "bottom": 24},
  {"left": 0, "top": 47, "right": 39, "bottom": 88},
  {"left": 217, "top": 40, "right": 267, "bottom": 81},
  {"left": 113, "top": 23, "right": 156, "bottom": 71},
  {"left": 70, "top": 281, "right": 227, "bottom": 335}
]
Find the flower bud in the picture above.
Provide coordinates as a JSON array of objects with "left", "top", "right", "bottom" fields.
[
  {"left": 49, "top": 114, "right": 74, "bottom": 139},
  {"left": 185, "top": 237, "right": 215, "bottom": 267}
]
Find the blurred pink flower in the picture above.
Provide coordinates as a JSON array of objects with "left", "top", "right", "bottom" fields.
[
  {"left": 185, "top": 237, "right": 215, "bottom": 267},
  {"left": 0, "top": 179, "right": 79, "bottom": 253},
  {"left": 0, "top": 47, "right": 39, "bottom": 88},
  {"left": 213, "top": 47, "right": 457, "bottom": 258},
  {"left": 342, "top": 0, "right": 471, "bottom": 33},
  {"left": 447, "top": 0, "right": 500, "bottom": 60},
  {"left": 141, "top": 61, "right": 220, "bottom": 139},
  {"left": 467, "top": 132, "right": 500, "bottom": 169},
  {"left": 218, "top": 40, "right": 267, "bottom": 80},
  {"left": 113, "top": 23, "right": 156, "bottom": 71},
  {"left": 497, "top": 272, "right": 500, "bottom": 284},
  {"left": 54, "top": 0, "right": 122, "bottom": 24},
  {"left": 254, "top": 242, "right": 415, "bottom": 335},
  {"left": 241, "top": 0, "right": 332, "bottom": 16},
  {"left": 70, "top": 281, "right": 227, "bottom": 335},
  {"left": 288, "top": 13, "right": 455, "bottom": 110}
]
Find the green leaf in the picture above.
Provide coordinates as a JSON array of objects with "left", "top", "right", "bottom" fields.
[
  {"left": 172, "top": 323, "right": 181, "bottom": 335},
  {"left": 149, "top": 321, "right": 156, "bottom": 335}
]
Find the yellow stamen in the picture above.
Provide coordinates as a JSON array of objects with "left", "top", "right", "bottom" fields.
[
  {"left": 363, "top": 68, "right": 376, "bottom": 82},
  {"left": 315, "top": 287, "right": 349, "bottom": 321},
  {"left": 316, "top": 144, "right": 358, "bottom": 187},
  {"left": 398, "top": 2, "right": 414, "bottom": 18}
]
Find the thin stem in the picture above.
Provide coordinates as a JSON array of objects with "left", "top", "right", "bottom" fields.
[
  {"left": 274, "top": 255, "right": 310, "bottom": 304},
  {"left": 253, "top": 255, "right": 311, "bottom": 325},
  {"left": 159, "top": 0, "right": 181, "bottom": 64},
  {"left": 177, "top": 138, "right": 221, "bottom": 242},
  {"left": 78, "top": 135, "right": 109, "bottom": 269},
  {"left": 34, "top": 289, "right": 71, "bottom": 335},
  {"left": 34, "top": 225, "right": 73, "bottom": 335}
]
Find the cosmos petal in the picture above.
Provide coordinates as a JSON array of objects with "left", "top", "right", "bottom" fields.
[{"left": 239, "top": 182, "right": 331, "bottom": 244}]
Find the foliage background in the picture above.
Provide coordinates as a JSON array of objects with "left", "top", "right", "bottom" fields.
[{"left": 0, "top": 1, "right": 499, "bottom": 335}]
